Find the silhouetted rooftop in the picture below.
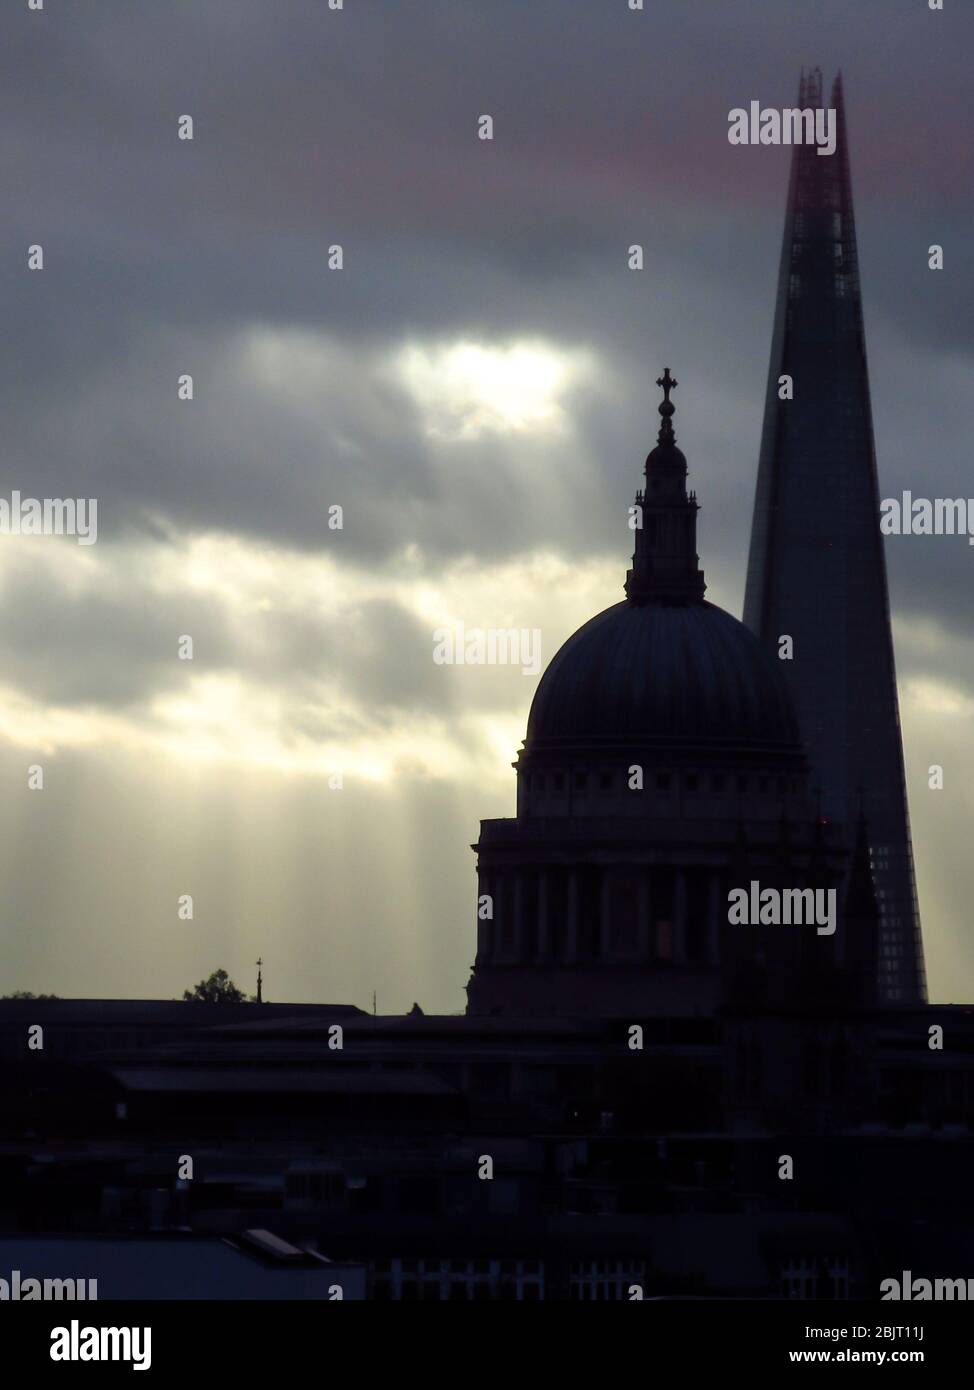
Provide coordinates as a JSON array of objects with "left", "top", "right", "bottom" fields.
[{"left": 526, "top": 600, "right": 802, "bottom": 755}]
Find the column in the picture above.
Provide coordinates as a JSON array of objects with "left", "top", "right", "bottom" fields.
[
  {"left": 476, "top": 875, "right": 489, "bottom": 963},
  {"left": 637, "top": 870, "right": 651, "bottom": 962},
  {"left": 599, "top": 869, "right": 612, "bottom": 960},
  {"left": 481, "top": 874, "right": 496, "bottom": 963},
  {"left": 707, "top": 872, "right": 721, "bottom": 965},
  {"left": 513, "top": 871, "right": 524, "bottom": 964},
  {"left": 537, "top": 871, "right": 549, "bottom": 961},
  {"left": 566, "top": 870, "right": 579, "bottom": 964},
  {"left": 673, "top": 869, "right": 688, "bottom": 965}
]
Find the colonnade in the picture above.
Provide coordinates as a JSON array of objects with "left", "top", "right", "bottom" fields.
[{"left": 477, "top": 865, "right": 726, "bottom": 967}]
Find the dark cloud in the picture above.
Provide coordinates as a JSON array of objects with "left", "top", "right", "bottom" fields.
[{"left": 2, "top": 1, "right": 970, "bottom": 614}]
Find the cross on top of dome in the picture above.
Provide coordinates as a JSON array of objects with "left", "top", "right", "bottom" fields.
[
  {"left": 656, "top": 367, "right": 677, "bottom": 402},
  {"left": 656, "top": 368, "right": 678, "bottom": 442}
]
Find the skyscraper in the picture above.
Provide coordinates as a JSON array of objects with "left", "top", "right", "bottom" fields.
[{"left": 744, "top": 70, "right": 925, "bottom": 1002}]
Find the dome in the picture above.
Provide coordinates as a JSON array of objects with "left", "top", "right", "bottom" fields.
[
  {"left": 644, "top": 441, "right": 687, "bottom": 474},
  {"left": 525, "top": 600, "right": 802, "bottom": 756}
]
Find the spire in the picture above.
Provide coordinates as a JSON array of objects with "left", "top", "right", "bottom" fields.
[{"left": 624, "top": 369, "right": 706, "bottom": 606}]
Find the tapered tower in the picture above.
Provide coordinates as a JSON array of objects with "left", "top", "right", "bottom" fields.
[{"left": 744, "top": 70, "right": 925, "bottom": 1002}]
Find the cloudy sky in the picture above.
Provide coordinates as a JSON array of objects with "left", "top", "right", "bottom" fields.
[{"left": 1, "top": 0, "right": 971, "bottom": 1010}]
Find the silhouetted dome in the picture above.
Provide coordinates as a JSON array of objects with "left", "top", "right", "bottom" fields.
[
  {"left": 644, "top": 441, "right": 687, "bottom": 473},
  {"left": 526, "top": 600, "right": 801, "bottom": 756}
]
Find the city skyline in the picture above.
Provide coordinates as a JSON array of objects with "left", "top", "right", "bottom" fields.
[
  {"left": 1, "top": 1, "right": 971, "bottom": 1012},
  {"left": 3, "top": 2, "right": 974, "bottom": 1333}
]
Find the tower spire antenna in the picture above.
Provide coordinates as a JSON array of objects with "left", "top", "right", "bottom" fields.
[{"left": 255, "top": 956, "right": 263, "bottom": 1004}]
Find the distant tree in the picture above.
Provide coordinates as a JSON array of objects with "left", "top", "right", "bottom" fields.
[
  {"left": 182, "top": 969, "right": 246, "bottom": 1004},
  {"left": 1, "top": 990, "right": 59, "bottom": 1000}
]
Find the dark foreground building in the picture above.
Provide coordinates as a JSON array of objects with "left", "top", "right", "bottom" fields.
[{"left": 3, "top": 995, "right": 974, "bottom": 1299}]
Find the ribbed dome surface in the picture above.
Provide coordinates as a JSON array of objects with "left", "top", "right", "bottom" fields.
[{"left": 526, "top": 600, "right": 801, "bottom": 753}]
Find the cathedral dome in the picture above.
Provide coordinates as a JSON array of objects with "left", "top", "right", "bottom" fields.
[
  {"left": 525, "top": 599, "right": 801, "bottom": 757},
  {"left": 644, "top": 441, "right": 687, "bottom": 474},
  {"left": 523, "top": 369, "right": 802, "bottom": 763}
]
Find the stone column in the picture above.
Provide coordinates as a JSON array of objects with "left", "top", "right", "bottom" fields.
[
  {"left": 637, "top": 869, "right": 651, "bottom": 961},
  {"left": 599, "top": 868, "right": 612, "bottom": 960},
  {"left": 566, "top": 870, "right": 579, "bottom": 964},
  {"left": 537, "top": 870, "right": 549, "bottom": 961},
  {"left": 707, "top": 872, "right": 721, "bottom": 965},
  {"left": 673, "top": 869, "right": 688, "bottom": 965},
  {"left": 477, "top": 875, "right": 489, "bottom": 963},
  {"left": 513, "top": 871, "right": 524, "bottom": 964},
  {"left": 483, "top": 872, "right": 497, "bottom": 961}
]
